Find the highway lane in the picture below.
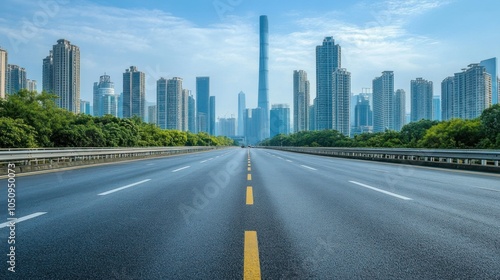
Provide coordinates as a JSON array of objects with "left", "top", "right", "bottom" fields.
[{"left": 0, "top": 147, "right": 499, "bottom": 279}]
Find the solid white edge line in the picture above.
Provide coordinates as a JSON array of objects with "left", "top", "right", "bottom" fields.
[
  {"left": 98, "top": 179, "right": 151, "bottom": 196},
  {"left": 0, "top": 212, "right": 48, "bottom": 228},
  {"left": 172, "top": 166, "right": 191, "bottom": 172},
  {"left": 300, "top": 165, "right": 317, "bottom": 171},
  {"left": 349, "top": 181, "right": 413, "bottom": 201}
]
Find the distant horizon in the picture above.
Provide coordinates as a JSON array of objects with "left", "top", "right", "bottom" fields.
[{"left": 1, "top": 0, "right": 499, "bottom": 119}]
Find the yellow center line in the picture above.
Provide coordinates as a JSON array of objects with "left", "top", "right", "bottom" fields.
[
  {"left": 248, "top": 167, "right": 251, "bottom": 171},
  {"left": 246, "top": 186, "right": 254, "bottom": 205},
  {"left": 244, "top": 231, "right": 261, "bottom": 279},
  {"left": 247, "top": 174, "right": 252, "bottom": 181}
]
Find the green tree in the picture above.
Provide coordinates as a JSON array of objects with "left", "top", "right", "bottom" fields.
[{"left": 0, "top": 118, "right": 38, "bottom": 148}]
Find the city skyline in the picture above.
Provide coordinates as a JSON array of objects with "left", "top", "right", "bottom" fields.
[{"left": 1, "top": 0, "right": 500, "bottom": 119}]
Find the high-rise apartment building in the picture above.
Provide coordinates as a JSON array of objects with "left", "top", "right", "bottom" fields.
[
  {"left": 166, "top": 77, "right": 184, "bottom": 130},
  {"left": 196, "top": 77, "right": 210, "bottom": 133},
  {"left": 181, "top": 89, "right": 189, "bottom": 132},
  {"left": 6, "top": 64, "right": 26, "bottom": 94},
  {"left": 410, "top": 78, "right": 433, "bottom": 122},
  {"left": 442, "top": 63, "right": 492, "bottom": 120},
  {"left": 157, "top": 78, "right": 167, "bottom": 129},
  {"left": 122, "top": 66, "right": 145, "bottom": 120},
  {"left": 188, "top": 93, "right": 196, "bottom": 133},
  {"left": 79, "top": 100, "right": 91, "bottom": 115},
  {"left": 394, "top": 89, "right": 406, "bottom": 131},
  {"left": 0, "top": 47, "right": 7, "bottom": 99},
  {"left": 26, "top": 79, "right": 37, "bottom": 92},
  {"left": 238, "top": 91, "right": 246, "bottom": 136},
  {"left": 258, "top": 15, "right": 270, "bottom": 140},
  {"left": 373, "top": 71, "right": 394, "bottom": 132},
  {"left": 270, "top": 104, "right": 290, "bottom": 138},
  {"left": 332, "top": 68, "right": 351, "bottom": 136},
  {"left": 441, "top": 77, "right": 454, "bottom": 121},
  {"left": 42, "top": 39, "right": 80, "bottom": 113},
  {"left": 479, "top": 57, "right": 497, "bottom": 104},
  {"left": 293, "top": 70, "right": 310, "bottom": 132},
  {"left": 316, "top": 37, "right": 341, "bottom": 130}
]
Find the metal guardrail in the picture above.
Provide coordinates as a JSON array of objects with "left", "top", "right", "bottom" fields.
[
  {"left": 263, "top": 146, "right": 500, "bottom": 173},
  {"left": 0, "top": 147, "right": 222, "bottom": 175}
]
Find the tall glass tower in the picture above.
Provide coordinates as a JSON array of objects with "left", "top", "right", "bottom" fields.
[{"left": 258, "top": 15, "right": 270, "bottom": 140}]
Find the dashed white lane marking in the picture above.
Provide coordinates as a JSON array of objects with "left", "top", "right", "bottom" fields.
[
  {"left": 0, "top": 212, "right": 48, "bottom": 229},
  {"left": 98, "top": 179, "right": 151, "bottom": 196},
  {"left": 349, "top": 181, "right": 413, "bottom": 201},
  {"left": 300, "top": 165, "right": 317, "bottom": 171},
  {"left": 172, "top": 166, "right": 191, "bottom": 172}
]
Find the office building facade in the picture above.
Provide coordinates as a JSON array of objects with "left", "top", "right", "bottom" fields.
[
  {"left": 238, "top": 91, "right": 246, "bottom": 136},
  {"left": 6, "top": 64, "right": 26, "bottom": 95},
  {"left": 394, "top": 89, "right": 406, "bottom": 131},
  {"left": 332, "top": 68, "right": 351, "bottom": 136},
  {"left": 270, "top": 104, "right": 290, "bottom": 138},
  {"left": 0, "top": 48, "right": 7, "bottom": 99},
  {"left": 258, "top": 15, "right": 270, "bottom": 140}
]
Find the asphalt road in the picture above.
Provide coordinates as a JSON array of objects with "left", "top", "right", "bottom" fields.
[{"left": 1, "top": 147, "right": 499, "bottom": 279}]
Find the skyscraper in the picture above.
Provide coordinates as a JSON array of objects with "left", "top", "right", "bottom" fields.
[
  {"left": 441, "top": 77, "right": 454, "bottom": 121},
  {"left": 26, "top": 79, "right": 37, "bottom": 92},
  {"left": 479, "top": 57, "right": 497, "bottom": 104},
  {"left": 354, "top": 94, "right": 373, "bottom": 135},
  {"left": 123, "top": 66, "right": 145, "bottom": 120},
  {"left": 148, "top": 105, "right": 157, "bottom": 125},
  {"left": 442, "top": 63, "right": 492, "bottom": 120},
  {"left": 188, "top": 93, "right": 196, "bottom": 133},
  {"left": 238, "top": 91, "right": 246, "bottom": 136},
  {"left": 433, "top": 96, "right": 441, "bottom": 121},
  {"left": 93, "top": 74, "right": 116, "bottom": 117},
  {"left": 43, "top": 39, "right": 80, "bottom": 113},
  {"left": 293, "top": 70, "right": 310, "bottom": 132},
  {"left": 157, "top": 78, "right": 167, "bottom": 129},
  {"left": 332, "top": 68, "right": 351, "bottom": 136},
  {"left": 181, "top": 89, "right": 189, "bottom": 132},
  {"left": 373, "top": 71, "right": 394, "bottom": 132},
  {"left": 196, "top": 77, "right": 210, "bottom": 133},
  {"left": 42, "top": 51, "right": 53, "bottom": 93},
  {"left": 209, "top": 96, "right": 216, "bottom": 135},
  {"left": 218, "top": 117, "right": 236, "bottom": 137},
  {"left": 394, "top": 89, "right": 406, "bottom": 131},
  {"left": 6, "top": 64, "right": 26, "bottom": 94},
  {"left": 166, "top": 77, "right": 184, "bottom": 130},
  {"left": 316, "top": 37, "right": 341, "bottom": 130},
  {"left": 257, "top": 15, "right": 270, "bottom": 140},
  {"left": 270, "top": 104, "right": 290, "bottom": 138},
  {"left": 410, "top": 78, "right": 433, "bottom": 122},
  {"left": 79, "top": 100, "right": 91, "bottom": 115},
  {"left": 0, "top": 47, "right": 7, "bottom": 99}
]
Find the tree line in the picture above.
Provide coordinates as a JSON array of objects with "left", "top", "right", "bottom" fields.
[
  {"left": 261, "top": 104, "right": 500, "bottom": 149},
  {"left": 0, "top": 90, "right": 235, "bottom": 148}
]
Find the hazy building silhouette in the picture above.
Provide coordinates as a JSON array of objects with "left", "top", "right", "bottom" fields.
[
  {"left": 373, "top": 71, "right": 394, "bottom": 132},
  {"left": 123, "top": 66, "right": 145, "bottom": 120},
  {"left": 209, "top": 96, "right": 216, "bottom": 135},
  {"left": 218, "top": 117, "right": 236, "bottom": 137},
  {"left": 26, "top": 79, "right": 37, "bottom": 92},
  {"left": 433, "top": 96, "right": 441, "bottom": 121},
  {"left": 394, "top": 89, "right": 406, "bottom": 131},
  {"left": 188, "top": 93, "right": 196, "bottom": 133},
  {"left": 293, "top": 70, "right": 310, "bottom": 133},
  {"left": 353, "top": 94, "right": 373, "bottom": 135},
  {"left": 166, "top": 77, "right": 184, "bottom": 130},
  {"left": 148, "top": 105, "right": 157, "bottom": 125},
  {"left": 238, "top": 91, "right": 246, "bottom": 136},
  {"left": 441, "top": 76, "right": 454, "bottom": 121},
  {"left": 79, "top": 100, "right": 91, "bottom": 115},
  {"left": 270, "top": 104, "right": 290, "bottom": 138}
]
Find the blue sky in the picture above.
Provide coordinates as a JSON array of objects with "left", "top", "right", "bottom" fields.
[{"left": 1, "top": 0, "right": 499, "bottom": 118}]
